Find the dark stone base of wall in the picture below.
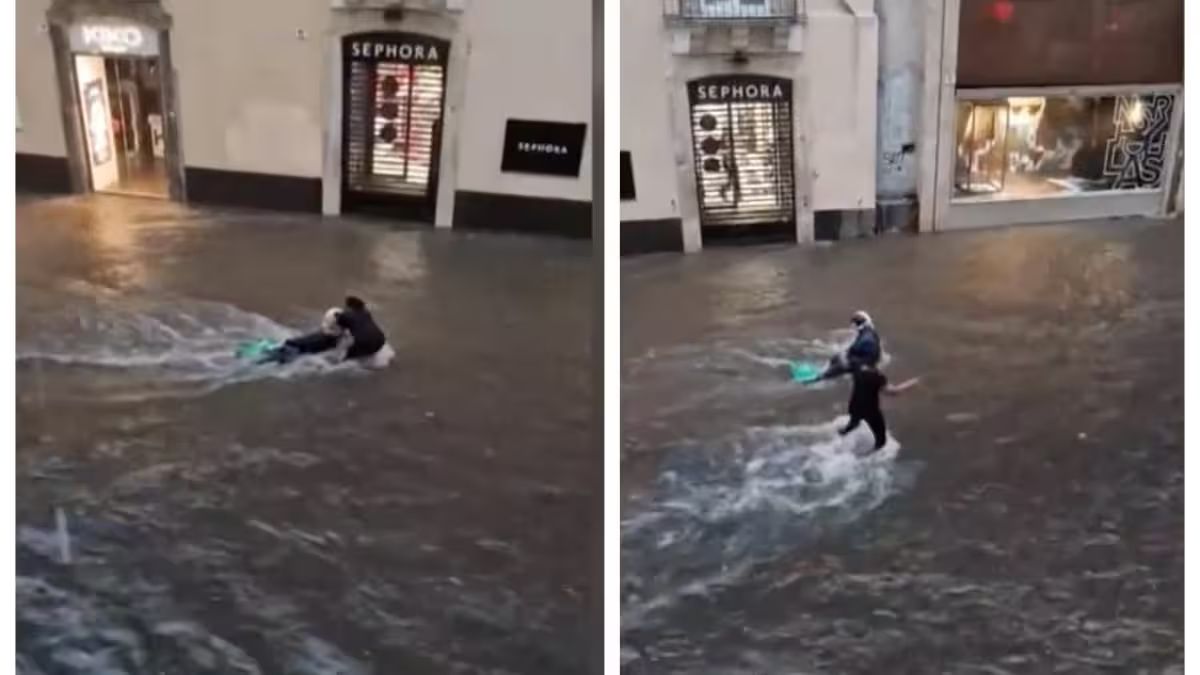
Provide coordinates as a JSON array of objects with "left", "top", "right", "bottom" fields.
[
  {"left": 814, "top": 208, "right": 878, "bottom": 241},
  {"left": 621, "top": 218, "right": 684, "bottom": 255},
  {"left": 19, "top": 158, "right": 593, "bottom": 241},
  {"left": 876, "top": 199, "right": 919, "bottom": 234},
  {"left": 453, "top": 191, "right": 591, "bottom": 239},
  {"left": 702, "top": 222, "right": 795, "bottom": 247},
  {"left": 185, "top": 167, "right": 323, "bottom": 213},
  {"left": 16, "top": 153, "right": 72, "bottom": 195}
]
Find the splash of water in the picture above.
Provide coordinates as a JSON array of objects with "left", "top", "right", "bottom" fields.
[
  {"left": 622, "top": 418, "right": 914, "bottom": 630},
  {"left": 17, "top": 286, "right": 360, "bottom": 400}
]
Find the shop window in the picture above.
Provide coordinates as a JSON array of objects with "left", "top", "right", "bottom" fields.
[{"left": 952, "top": 92, "right": 1176, "bottom": 201}]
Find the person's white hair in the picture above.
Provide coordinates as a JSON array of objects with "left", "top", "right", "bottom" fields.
[
  {"left": 321, "top": 308, "right": 343, "bottom": 335},
  {"left": 851, "top": 310, "right": 873, "bottom": 329}
]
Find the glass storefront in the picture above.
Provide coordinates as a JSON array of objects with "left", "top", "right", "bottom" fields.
[
  {"left": 65, "top": 21, "right": 173, "bottom": 199},
  {"left": 953, "top": 92, "right": 1176, "bottom": 201}
]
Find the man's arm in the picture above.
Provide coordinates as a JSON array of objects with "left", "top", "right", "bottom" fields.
[{"left": 884, "top": 377, "right": 920, "bottom": 395}]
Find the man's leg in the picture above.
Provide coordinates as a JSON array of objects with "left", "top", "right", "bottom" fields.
[
  {"left": 865, "top": 410, "right": 888, "bottom": 450},
  {"left": 344, "top": 339, "right": 383, "bottom": 361},
  {"left": 257, "top": 344, "right": 296, "bottom": 365},
  {"left": 839, "top": 415, "right": 862, "bottom": 436}
]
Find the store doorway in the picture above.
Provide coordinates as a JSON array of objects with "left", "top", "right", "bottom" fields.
[
  {"left": 341, "top": 33, "right": 450, "bottom": 222},
  {"left": 74, "top": 54, "right": 168, "bottom": 198},
  {"left": 687, "top": 75, "right": 796, "bottom": 242}
]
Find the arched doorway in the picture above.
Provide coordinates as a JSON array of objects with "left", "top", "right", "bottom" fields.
[
  {"left": 341, "top": 32, "right": 450, "bottom": 223},
  {"left": 687, "top": 75, "right": 796, "bottom": 241}
]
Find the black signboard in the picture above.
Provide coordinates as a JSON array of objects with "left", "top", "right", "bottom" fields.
[
  {"left": 346, "top": 31, "right": 449, "bottom": 65},
  {"left": 500, "top": 119, "right": 587, "bottom": 177},
  {"left": 620, "top": 151, "right": 636, "bottom": 200},
  {"left": 687, "top": 75, "right": 792, "bottom": 105}
]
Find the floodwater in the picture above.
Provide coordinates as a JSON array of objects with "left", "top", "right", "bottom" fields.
[
  {"left": 17, "top": 195, "right": 597, "bottom": 674},
  {"left": 621, "top": 217, "right": 1183, "bottom": 674}
]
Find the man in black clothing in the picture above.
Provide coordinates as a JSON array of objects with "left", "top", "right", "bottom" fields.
[
  {"left": 261, "top": 308, "right": 345, "bottom": 364},
  {"left": 839, "top": 364, "right": 919, "bottom": 452},
  {"left": 337, "top": 295, "right": 387, "bottom": 360}
]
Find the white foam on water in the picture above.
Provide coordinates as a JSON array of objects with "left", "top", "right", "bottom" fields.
[
  {"left": 17, "top": 571, "right": 371, "bottom": 674},
  {"left": 622, "top": 417, "right": 910, "bottom": 629},
  {"left": 627, "top": 332, "right": 892, "bottom": 401},
  {"left": 17, "top": 288, "right": 364, "bottom": 399},
  {"left": 17, "top": 575, "right": 264, "bottom": 674}
]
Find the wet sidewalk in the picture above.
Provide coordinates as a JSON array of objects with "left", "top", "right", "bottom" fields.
[
  {"left": 621, "top": 216, "right": 1183, "bottom": 673},
  {"left": 17, "top": 195, "right": 597, "bottom": 673}
]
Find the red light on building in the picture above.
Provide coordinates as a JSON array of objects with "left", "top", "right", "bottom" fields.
[{"left": 990, "top": 0, "right": 1015, "bottom": 23}]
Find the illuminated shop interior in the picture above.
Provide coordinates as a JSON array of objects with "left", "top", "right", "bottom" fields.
[
  {"left": 953, "top": 93, "right": 1174, "bottom": 201},
  {"left": 74, "top": 54, "right": 168, "bottom": 198}
]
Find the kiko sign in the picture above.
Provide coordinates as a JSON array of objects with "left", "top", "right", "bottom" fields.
[{"left": 69, "top": 23, "right": 159, "bottom": 57}]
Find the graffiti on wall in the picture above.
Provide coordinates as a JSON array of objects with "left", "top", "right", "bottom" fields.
[{"left": 1103, "top": 94, "right": 1174, "bottom": 190}]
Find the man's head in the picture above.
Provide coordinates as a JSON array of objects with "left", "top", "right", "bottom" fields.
[
  {"left": 851, "top": 310, "right": 873, "bottom": 330},
  {"left": 345, "top": 296, "right": 366, "bottom": 312},
  {"left": 321, "top": 308, "right": 343, "bottom": 335}
]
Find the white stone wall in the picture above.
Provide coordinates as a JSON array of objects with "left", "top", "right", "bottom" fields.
[
  {"left": 618, "top": 0, "right": 679, "bottom": 223},
  {"left": 17, "top": 0, "right": 592, "bottom": 204},
  {"left": 874, "top": 0, "right": 923, "bottom": 201},
  {"left": 619, "top": 0, "right": 879, "bottom": 226},
  {"left": 805, "top": 7, "right": 878, "bottom": 213},
  {"left": 164, "top": 0, "right": 329, "bottom": 179},
  {"left": 15, "top": 0, "right": 66, "bottom": 157},
  {"left": 456, "top": 0, "right": 592, "bottom": 201}
]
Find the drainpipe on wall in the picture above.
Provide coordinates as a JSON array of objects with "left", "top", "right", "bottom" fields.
[
  {"left": 873, "top": 0, "right": 922, "bottom": 235},
  {"left": 1166, "top": 122, "right": 1184, "bottom": 217}
]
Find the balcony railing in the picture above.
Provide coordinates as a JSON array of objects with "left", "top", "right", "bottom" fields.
[{"left": 663, "top": 0, "right": 800, "bottom": 22}]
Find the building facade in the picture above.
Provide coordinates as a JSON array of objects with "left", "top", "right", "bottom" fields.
[
  {"left": 622, "top": 0, "right": 1184, "bottom": 255},
  {"left": 16, "top": 0, "right": 593, "bottom": 237},
  {"left": 916, "top": 0, "right": 1184, "bottom": 232},
  {"left": 620, "top": 0, "right": 880, "bottom": 254}
]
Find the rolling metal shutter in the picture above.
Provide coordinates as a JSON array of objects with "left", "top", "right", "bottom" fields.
[
  {"left": 688, "top": 76, "right": 796, "bottom": 229},
  {"left": 342, "top": 33, "right": 449, "bottom": 219}
]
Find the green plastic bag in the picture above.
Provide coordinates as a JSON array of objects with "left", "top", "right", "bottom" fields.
[
  {"left": 234, "top": 339, "right": 280, "bottom": 361},
  {"left": 789, "top": 361, "right": 824, "bottom": 383}
]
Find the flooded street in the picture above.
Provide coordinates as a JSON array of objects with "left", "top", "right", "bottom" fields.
[
  {"left": 17, "top": 196, "right": 596, "bottom": 674},
  {"left": 621, "top": 217, "right": 1183, "bottom": 673}
]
